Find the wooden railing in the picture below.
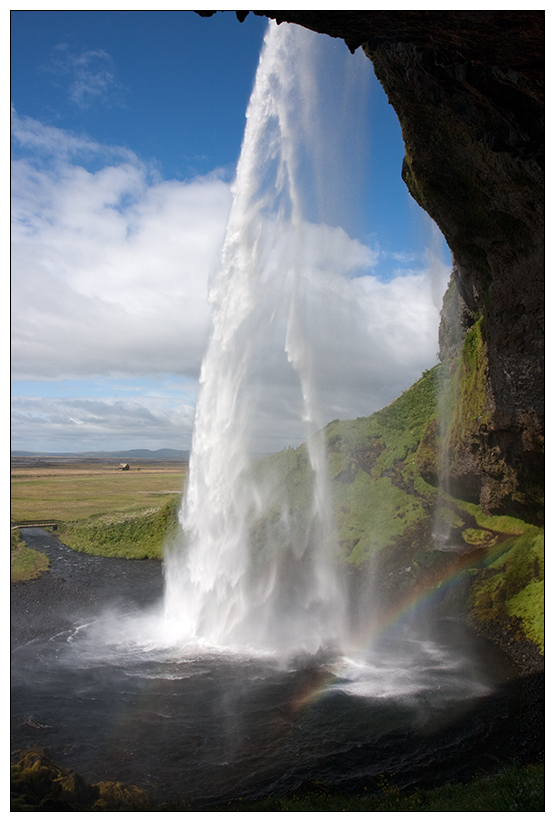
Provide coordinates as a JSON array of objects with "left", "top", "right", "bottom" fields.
[{"left": 11, "top": 520, "right": 63, "bottom": 531}]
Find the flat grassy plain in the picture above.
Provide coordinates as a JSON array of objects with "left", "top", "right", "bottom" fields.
[{"left": 11, "top": 458, "right": 187, "bottom": 522}]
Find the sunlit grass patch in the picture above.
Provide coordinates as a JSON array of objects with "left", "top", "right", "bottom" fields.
[
  {"left": 58, "top": 496, "right": 181, "bottom": 560},
  {"left": 11, "top": 469, "right": 186, "bottom": 523},
  {"left": 470, "top": 527, "right": 544, "bottom": 653},
  {"left": 10, "top": 528, "right": 49, "bottom": 583}
]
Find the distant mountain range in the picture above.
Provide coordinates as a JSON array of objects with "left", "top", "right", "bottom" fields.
[{"left": 11, "top": 449, "right": 189, "bottom": 460}]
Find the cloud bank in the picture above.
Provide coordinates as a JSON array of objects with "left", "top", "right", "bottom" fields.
[
  {"left": 11, "top": 111, "right": 450, "bottom": 453},
  {"left": 11, "top": 109, "right": 231, "bottom": 382}
]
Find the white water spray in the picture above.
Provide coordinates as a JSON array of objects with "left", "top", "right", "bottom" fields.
[{"left": 164, "top": 23, "right": 370, "bottom": 654}]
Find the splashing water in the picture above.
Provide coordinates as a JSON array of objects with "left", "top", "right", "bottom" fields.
[{"left": 163, "top": 23, "right": 372, "bottom": 654}]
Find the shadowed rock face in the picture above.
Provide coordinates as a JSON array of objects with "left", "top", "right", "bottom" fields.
[
  {"left": 198, "top": 12, "right": 544, "bottom": 519},
  {"left": 364, "top": 21, "right": 544, "bottom": 520}
]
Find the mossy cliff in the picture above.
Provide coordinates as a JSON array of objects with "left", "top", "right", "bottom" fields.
[{"left": 419, "top": 275, "right": 544, "bottom": 522}]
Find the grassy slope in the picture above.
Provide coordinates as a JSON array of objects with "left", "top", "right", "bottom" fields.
[
  {"left": 58, "top": 496, "right": 181, "bottom": 560},
  {"left": 256, "top": 365, "right": 544, "bottom": 655}
]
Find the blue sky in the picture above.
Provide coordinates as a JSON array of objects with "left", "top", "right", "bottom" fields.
[{"left": 11, "top": 10, "right": 451, "bottom": 454}]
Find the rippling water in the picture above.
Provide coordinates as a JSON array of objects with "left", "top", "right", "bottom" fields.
[{"left": 11, "top": 529, "right": 525, "bottom": 806}]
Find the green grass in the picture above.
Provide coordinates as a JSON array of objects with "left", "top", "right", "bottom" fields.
[
  {"left": 11, "top": 469, "right": 186, "bottom": 522},
  {"left": 325, "top": 369, "right": 442, "bottom": 563},
  {"left": 58, "top": 496, "right": 181, "bottom": 560},
  {"left": 470, "top": 527, "right": 545, "bottom": 652},
  {"left": 11, "top": 463, "right": 186, "bottom": 561},
  {"left": 11, "top": 528, "right": 49, "bottom": 583},
  {"left": 253, "top": 368, "right": 442, "bottom": 570}
]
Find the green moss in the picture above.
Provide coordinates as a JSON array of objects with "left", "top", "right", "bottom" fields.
[
  {"left": 253, "top": 369, "right": 442, "bottom": 572},
  {"left": 456, "top": 501, "right": 529, "bottom": 535},
  {"left": 327, "top": 370, "right": 442, "bottom": 566},
  {"left": 470, "top": 528, "right": 544, "bottom": 652},
  {"left": 507, "top": 580, "right": 544, "bottom": 650},
  {"left": 335, "top": 474, "right": 427, "bottom": 568},
  {"left": 58, "top": 496, "right": 181, "bottom": 560},
  {"left": 418, "top": 320, "right": 489, "bottom": 475},
  {"left": 461, "top": 528, "right": 498, "bottom": 547},
  {"left": 451, "top": 319, "right": 491, "bottom": 444}
]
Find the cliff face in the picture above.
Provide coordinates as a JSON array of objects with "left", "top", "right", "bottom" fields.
[{"left": 365, "top": 28, "right": 544, "bottom": 521}]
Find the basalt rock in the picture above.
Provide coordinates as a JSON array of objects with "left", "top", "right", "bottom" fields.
[
  {"left": 199, "top": 11, "right": 544, "bottom": 520},
  {"left": 10, "top": 748, "right": 154, "bottom": 812}
]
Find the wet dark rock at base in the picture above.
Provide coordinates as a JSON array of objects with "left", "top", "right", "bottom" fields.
[
  {"left": 10, "top": 748, "right": 153, "bottom": 812},
  {"left": 468, "top": 614, "right": 545, "bottom": 676}
]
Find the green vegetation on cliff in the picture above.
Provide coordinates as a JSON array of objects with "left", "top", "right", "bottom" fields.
[
  {"left": 254, "top": 362, "right": 543, "bottom": 657},
  {"left": 327, "top": 366, "right": 441, "bottom": 566},
  {"left": 470, "top": 526, "right": 544, "bottom": 653}
]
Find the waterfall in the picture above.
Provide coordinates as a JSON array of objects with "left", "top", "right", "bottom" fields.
[{"left": 164, "top": 22, "right": 369, "bottom": 654}]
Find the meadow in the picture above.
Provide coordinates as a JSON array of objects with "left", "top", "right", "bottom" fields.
[
  {"left": 11, "top": 459, "right": 187, "bottom": 572},
  {"left": 11, "top": 459, "right": 186, "bottom": 522}
]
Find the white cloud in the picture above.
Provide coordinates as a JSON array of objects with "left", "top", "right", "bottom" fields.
[
  {"left": 11, "top": 113, "right": 450, "bottom": 454},
  {"left": 39, "top": 44, "right": 126, "bottom": 110},
  {"left": 11, "top": 112, "right": 232, "bottom": 382},
  {"left": 11, "top": 106, "right": 134, "bottom": 163},
  {"left": 190, "top": 217, "right": 450, "bottom": 456},
  {"left": 11, "top": 395, "right": 196, "bottom": 453}
]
